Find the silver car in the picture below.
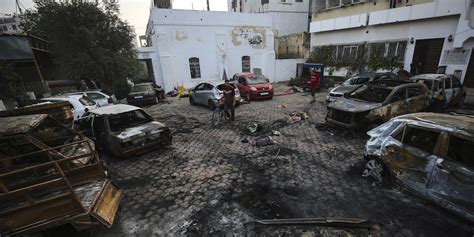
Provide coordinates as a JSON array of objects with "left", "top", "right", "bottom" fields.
[{"left": 189, "top": 81, "right": 242, "bottom": 109}]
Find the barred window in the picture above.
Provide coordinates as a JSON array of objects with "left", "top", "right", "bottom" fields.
[
  {"left": 242, "top": 56, "right": 251, "bottom": 72},
  {"left": 189, "top": 57, "right": 201, "bottom": 79}
]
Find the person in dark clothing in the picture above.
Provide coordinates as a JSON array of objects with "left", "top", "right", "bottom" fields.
[{"left": 222, "top": 80, "right": 236, "bottom": 121}]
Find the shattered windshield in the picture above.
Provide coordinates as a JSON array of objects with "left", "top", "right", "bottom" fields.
[
  {"left": 349, "top": 86, "right": 393, "bottom": 103},
  {"left": 131, "top": 84, "right": 153, "bottom": 92},
  {"left": 247, "top": 76, "right": 267, "bottom": 85},
  {"left": 108, "top": 110, "right": 153, "bottom": 132}
]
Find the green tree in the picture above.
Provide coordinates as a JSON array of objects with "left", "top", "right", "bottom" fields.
[{"left": 21, "top": 2, "right": 140, "bottom": 98}]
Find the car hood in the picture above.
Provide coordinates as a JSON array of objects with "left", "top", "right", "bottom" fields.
[
  {"left": 328, "top": 97, "right": 382, "bottom": 113},
  {"left": 250, "top": 83, "right": 271, "bottom": 89},
  {"left": 331, "top": 85, "right": 358, "bottom": 94},
  {"left": 114, "top": 121, "right": 168, "bottom": 142}
]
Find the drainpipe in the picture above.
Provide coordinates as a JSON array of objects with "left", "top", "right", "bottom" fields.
[
  {"left": 206, "top": 0, "right": 210, "bottom": 11},
  {"left": 307, "top": 0, "right": 313, "bottom": 32}
]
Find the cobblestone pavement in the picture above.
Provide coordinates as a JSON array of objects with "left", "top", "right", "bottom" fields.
[{"left": 96, "top": 84, "right": 473, "bottom": 236}]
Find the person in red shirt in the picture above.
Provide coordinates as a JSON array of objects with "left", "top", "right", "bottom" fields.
[
  {"left": 222, "top": 80, "right": 236, "bottom": 121},
  {"left": 310, "top": 69, "right": 320, "bottom": 102}
]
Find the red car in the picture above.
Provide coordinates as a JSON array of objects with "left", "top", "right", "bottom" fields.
[{"left": 231, "top": 73, "right": 273, "bottom": 101}]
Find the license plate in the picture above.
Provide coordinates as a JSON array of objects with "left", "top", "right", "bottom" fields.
[
  {"left": 134, "top": 96, "right": 143, "bottom": 99},
  {"left": 260, "top": 92, "right": 269, "bottom": 96}
]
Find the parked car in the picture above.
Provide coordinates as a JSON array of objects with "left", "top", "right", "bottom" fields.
[
  {"left": 326, "top": 80, "right": 430, "bottom": 130},
  {"left": 231, "top": 73, "right": 273, "bottom": 101},
  {"left": 41, "top": 94, "right": 99, "bottom": 120},
  {"left": 127, "top": 83, "right": 163, "bottom": 106},
  {"left": 75, "top": 104, "right": 172, "bottom": 157},
  {"left": 66, "top": 90, "right": 117, "bottom": 107},
  {"left": 409, "top": 74, "right": 466, "bottom": 110},
  {"left": 189, "top": 81, "right": 243, "bottom": 110},
  {"left": 363, "top": 112, "right": 474, "bottom": 222},
  {"left": 326, "top": 72, "right": 397, "bottom": 103}
]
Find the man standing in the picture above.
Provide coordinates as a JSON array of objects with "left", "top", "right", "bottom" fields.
[
  {"left": 310, "top": 69, "right": 320, "bottom": 102},
  {"left": 223, "top": 80, "right": 236, "bottom": 121}
]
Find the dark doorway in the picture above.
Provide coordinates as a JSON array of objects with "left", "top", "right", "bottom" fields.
[
  {"left": 410, "top": 38, "right": 444, "bottom": 74},
  {"left": 137, "top": 59, "right": 155, "bottom": 83},
  {"left": 464, "top": 50, "right": 474, "bottom": 88}
]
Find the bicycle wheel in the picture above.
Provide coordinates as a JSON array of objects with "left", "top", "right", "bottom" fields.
[{"left": 211, "top": 108, "right": 221, "bottom": 126}]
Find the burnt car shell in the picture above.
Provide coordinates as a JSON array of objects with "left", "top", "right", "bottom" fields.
[
  {"left": 326, "top": 80, "right": 429, "bottom": 130},
  {"left": 364, "top": 113, "right": 474, "bottom": 222},
  {"left": 78, "top": 104, "right": 171, "bottom": 157}
]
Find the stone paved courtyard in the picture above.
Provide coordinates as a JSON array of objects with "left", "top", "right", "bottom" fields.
[{"left": 95, "top": 84, "right": 473, "bottom": 236}]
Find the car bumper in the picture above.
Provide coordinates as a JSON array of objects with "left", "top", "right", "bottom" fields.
[
  {"left": 250, "top": 90, "right": 273, "bottom": 99},
  {"left": 127, "top": 97, "right": 156, "bottom": 106},
  {"left": 113, "top": 132, "right": 172, "bottom": 157}
]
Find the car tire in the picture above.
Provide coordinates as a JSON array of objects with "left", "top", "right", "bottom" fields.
[
  {"left": 208, "top": 100, "right": 216, "bottom": 110},
  {"left": 190, "top": 96, "right": 196, "bottom": 106},
  {"left": 363, "top": 158, "right": 393, "bottom": 186}
]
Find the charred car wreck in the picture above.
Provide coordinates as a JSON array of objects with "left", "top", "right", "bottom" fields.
[
  {"left": 76, "top": 104, "right": 172, "bottom": 157},
  {"left": 0, "top": 114, "right": 122, "bottom": 235},
  {"left": 364, "top": 113, "right": 474, "bottom": 222},
  {"left": 326, "top": 80, "right": 430, "bottom": 130}
]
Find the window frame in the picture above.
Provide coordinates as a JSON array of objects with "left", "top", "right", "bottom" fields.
[
  {"left": 400, "top": 125, "right": 441, "bottom": 155},
  {"left": 446, "top": 133, "right": 474, "bottom": 169},
  {"left": 189, "top": 57, "right": 201, "bottom": 79},
  {"left": 242, "top": 56, "right": 251, "bottom": 73}
]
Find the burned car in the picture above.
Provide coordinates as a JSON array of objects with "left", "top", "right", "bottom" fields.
[
  {"left": 326, "top": 80, "right": 430, "bottom": 130},
  {"left": 0, "top": 114, "right": 122, "bottom": 235},
  {"left": 76, "top": 104, "right": 172, "bottom": 157},
  {"left": 364, "top": 113, "right": 473, "bottom": 222}
]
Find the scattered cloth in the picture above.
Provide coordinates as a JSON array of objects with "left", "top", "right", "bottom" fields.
[
  {"left": 272, "top": 130, "right": 282, "bottom": 136},
  {"left": 249, "top": 136, "right": 275, "bottom": 147},
  {"left": 247, "top": 123, "right": 262, "bottom": 133},
  {"left": 292, "top": 86, "right": 304, "bottom": 93},
  {"left": 276, "top": 104, "right": 288, "bottom": 108},
  {"left": 287, "top": 112, "right": 309, "bottom": 123}
]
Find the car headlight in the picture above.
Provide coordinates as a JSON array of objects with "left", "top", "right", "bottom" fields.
[
  {"left": 269, "top": 85, "right": 273, "bottom": 90},
  {"left": 250, "top": 87, "right": 257, "bottom": 91}
]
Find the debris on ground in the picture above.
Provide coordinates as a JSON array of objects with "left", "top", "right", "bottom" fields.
[
  {"left": 272, "top": 130, "right": 281, "bottom": 136},
  {"left": 249, "top": 136, "right": 276, "bottom": 147},
  {"left": 247, "top": 123, "right": 263, "bottom": 133},
  {"left": 287, "top": 112, "right": 309, "bottom": 123},
  {"left": 276, "top": 104, "right": 288, "bottom": 108},
  {"left": 166, "top": 89, "right": 179, "bottom": 97},
  {"left": 362, "top": 160, "right": 383, "bottom": 186},
  {"left": 292, "top": 86, "right": 304, "bottom": 93}
]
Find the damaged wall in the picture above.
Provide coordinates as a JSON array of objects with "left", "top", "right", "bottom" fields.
[
  {"left": 145, "top": 9, "right": 275, "bottom": 91},
  {"left": 275, "top": 32, "right": 309, "bottom": 59}
]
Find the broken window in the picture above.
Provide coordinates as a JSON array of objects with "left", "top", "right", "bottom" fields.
[
  {"left": 349, "top": 87, "right": 392, "bottom": 103},
  {"left": 327, "top": 0, "right": 340, "bottom": 8},
  {"left": 388, "top": 88, "right": 406, "bottom": 103},
  {"left": 447, "top": 135, "right": 474, "bottom": 169},
  {"left": 242, "top": 56, "right": 251, "bottom": 73},
  {"left": 444, "top": 77, "right": 452, "bottom": 89},
  {"left": 108, "top": 110, "right": 153, "bottom": 132},
  {"left": 452, "top": 76, "right": 462, "bottom": 88},
  {"left": 402, "top": 126, "right": 440, "bottom": 154},
  {"left": 407, "top": 86, "right": 422, "bottom": 98},
  {"left": 189, "top": 57, "right": 201, "bottom": 79}
]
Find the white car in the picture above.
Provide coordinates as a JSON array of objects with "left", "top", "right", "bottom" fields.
[
  {"left": 66, "top": 91, "right": 117, "bottom": 107},
  {"left": 41, "top": 95, "right": 99, "bottom": 120}
]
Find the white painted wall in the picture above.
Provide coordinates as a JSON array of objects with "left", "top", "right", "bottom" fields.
[
  {"left": 275, "top": 59, "right": 305, "bottom": 82},
  {"left": 309, "top": 0, "right": 474, "bottom": 83},
  {"left": 146, "top": 9, "right": 276, "bottom": 92}
]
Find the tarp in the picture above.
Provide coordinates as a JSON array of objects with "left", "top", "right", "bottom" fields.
[{"left": 0, "top": 35, "right": 35, "bottom": 60}]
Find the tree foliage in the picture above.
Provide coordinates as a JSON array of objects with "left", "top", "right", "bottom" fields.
[{"left": 21, "top": 2, "right": 140, "bottom": 98}]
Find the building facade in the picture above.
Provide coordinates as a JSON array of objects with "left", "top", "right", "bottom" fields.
[
  {"left": 0, "top": 15, "right": 22, "bottom": 35},
  {"left": 310, "top": 0, "right": 474, "bottom": 87},
  {"left": 228, "top": 0, "right": 313, "bottom": 36},
  {"left": 143, "top": 9, "right": 276, "bottom": 92}
]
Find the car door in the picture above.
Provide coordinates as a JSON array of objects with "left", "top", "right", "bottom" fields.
[
  {"left": 406, "top": 85, "right": 429, "bottom": 113},
  {"left": 237, "top": 77, "right": 248, "bottom": 95},
  {"left": 429, "top": 133, "right": 474, "bottom": 216},
  {"left": 192, "top": 83, "right": 206, "bottom": 105},
  {"left": 443, "top": 77, "right": 454, "bottom": 105},
  {"left": 86, "top": 92, "right": 108, "bottom": 106},
  {"left": 384, "top": 88, "right": 408, "bottom": 119},
  {"left": 391, "top": 125, "right": 441, "bottom": 192}
]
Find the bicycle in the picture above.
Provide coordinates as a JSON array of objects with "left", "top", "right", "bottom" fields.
[{"left": 211, "top": 99, "right": 230, "bottom": 126}]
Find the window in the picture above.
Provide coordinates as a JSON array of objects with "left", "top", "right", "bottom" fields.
[
  {"left": 2, "top": 26, "right": 7, "bottom": 31},
  {"left": 86, "top": 93, "right": 105, "bottom": 100},
  {"left": 108, "top": 110, "right": 152, "bottom": 132},
  {"left": 296, "top": 0, "right": 303, "bottom": 2},
  {"left": 203, "top": 83, "right": 214, "bottom": 91},
  {"left": 11, "top": 24, "right": 17, "bottom": 31},
  {"left": 238, "top": 77, "right": 247, "bottom": 85},
  {"left": 242, "top": 56, "right": 251, "bottom": 73},
  {"left": 389, "top": 88, "right": 406, "bottom": 103},
  {"left": 444, "top": 77, "right": 452, "bottom": 89},
  {"left": 402, "top": 126, "right": 440, "bottom": 154},
  {"left": 447, "top": 135, "right": 474, "bottom": 169},
  {"left": 452, "top": 76, "right": 462, "bottom": 88},
  {"left": 195, "top": 83, "right": 205, "bottom": 91},
  {"left": 407, "top": 86, "right": 422, "bottom": 98},
  {"left": 189, "top": 57, "right": 201, "bottom": 79},
  {"left": 79, "top": 96, "right": 96, "bottom": 106}
]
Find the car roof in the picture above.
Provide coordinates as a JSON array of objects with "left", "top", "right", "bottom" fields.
[
  {"left": 234, "top": 73, "right": 260, "bottom": 78},
  {"left": 352, "top": 72, "right": 394, "bottom": 77},
  {"left": 364, "top": 80, "right": 413, "bottom": 89},
  {"left": 396, "top": 112, "right": 474, "bottom": 134},
  {"left": 90, "top": 104, "right": 141, "bottom": 115},
  {"left": 134, "top": 83, "right": 154, "bottom": 86},
  {"left": 410, "top": 74, "right": 448, "bottom": 81},
  {"left": 42, "top": 94, "right": 84, "bottom": 100},
  {"left": 0, "top": 114, "right": 48, "bottom": 135}
]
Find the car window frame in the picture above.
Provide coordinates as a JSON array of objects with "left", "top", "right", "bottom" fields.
[
  {"left": 400, "top": 124, "right": 442, "bottom": 155},
  {"left": 387, "top": 87, "right": 407, "bottom": 104},
  {"left": 444, "top": 77, "right": 452, "bottom": 89},
  {"left": 195, "top": 83, "right": 205, "bottom": 91},
  {"left": 445, "top": 133, "right": 474, "bottom": 169}
]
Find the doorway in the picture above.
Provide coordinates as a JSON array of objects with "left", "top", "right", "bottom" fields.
[
  {"left": 464, "top": 50, "right": 474, "bottom": 88},
  {"left": 411, "top": 38, "right": 444, "bottom": 74}
]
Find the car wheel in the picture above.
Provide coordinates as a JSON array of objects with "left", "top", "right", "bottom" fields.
[
  {"left": 189, "top": 96, "right": 196, "bottom": 105},
  {"left": 208, "top": 100, "right": 216, "bottom": 110},
  {"left": 362, "top": 158, "right": 392, "bottom": 186}
]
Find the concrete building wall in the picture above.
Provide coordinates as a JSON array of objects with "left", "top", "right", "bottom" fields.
[
  {"left": 309, "top": 0, "right": 474, "bottom": 83},
  {"left": 275, "top": 58, "right": 305, "bottom": 82},
  {"left": 276, "top": 32, "right": 309, "bottom": 59},
  {"left": 146, "top": 9, "right": 276, "bottom": 92}
]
